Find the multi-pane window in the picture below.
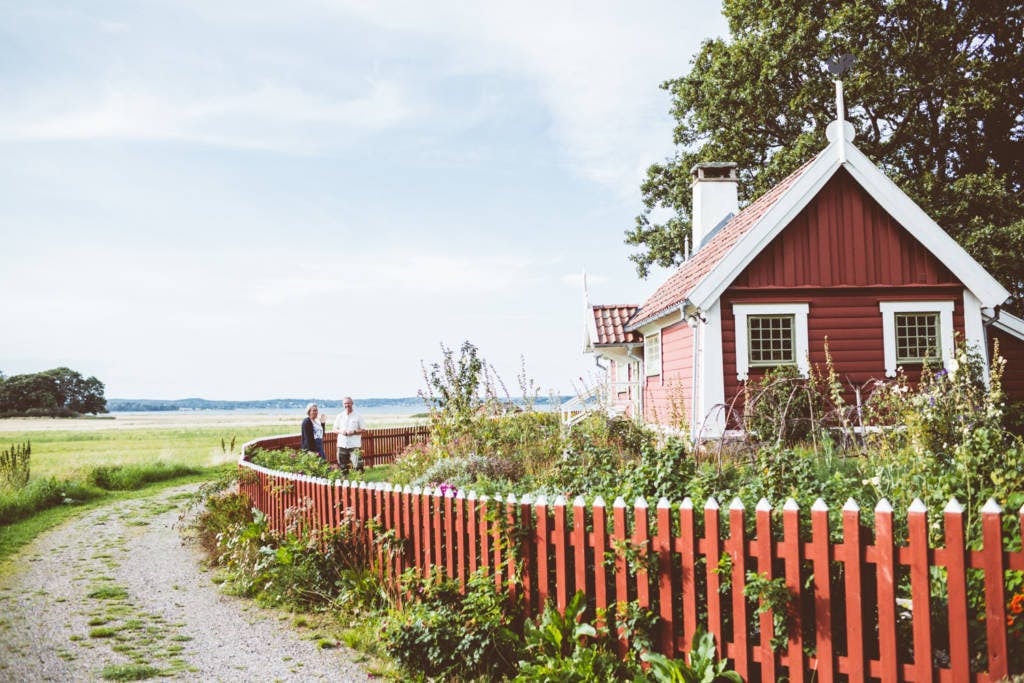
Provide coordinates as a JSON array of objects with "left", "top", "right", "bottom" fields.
[
  {"left": 748, "top": 315, "right": 795, "bottom": 367},
  {"left": 644, "top": 333, "right": 661, "bottom": 376},
  {"left": 895, "top": 312, "right": 940, "bottom": 363}
]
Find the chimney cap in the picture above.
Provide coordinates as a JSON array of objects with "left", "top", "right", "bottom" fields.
[{"left": 690, "top": 162, "right": 738, "bottom": 181}]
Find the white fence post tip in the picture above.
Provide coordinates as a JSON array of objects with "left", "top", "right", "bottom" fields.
[
  {"left": 403, "top": 485, "right": 412, "bottom": 494},
  {"left": 412, "top": 486, "right": 422, "bottom": 495},
  {"left": 445, "top": 488, "right": 456, "bottom": 498},
  {"left": 359, "top": 481, "right": 367, "bottom": 490},
  {"left": 479, "top": 494, "right": 490, "bottom": 503},
  {"left": 680, "top": 497, "right": 694, "bottom": 510},
  {"left": 943, "top": 497, "right": 963, "bottom": 514},
  {"left": 573, "top": 495, "right": 586, "bottom": 507},
  {"left": 467, "top": 490, "right": 477, "bottom": 500},
  {"left": 657, "top": 497, "right": 671, "bottom": 509},
  {"left": 875, "top": 498, "right": 893, "bottom": 513},
  {"left": 554, "top": 495, "right": 567, "bottom": 507},
  {"left": 455, "top": 490, "right": 465, "bottom": 500},
  {"left": 534, "top": 494, "right": 548, "bottom": 507},
  {"left": 981, "top": 498, "right": 1003, "bottom": 514},
  {"left": 635, "top": 497, "right": 649, "bottom": 509},
  {"left": 908, "top": 498, "right": 927, "bottom": 513},
  {"left": 342, "top": 479, "right": 351, "bottom": 488},
  {"left": 842, "top": 498, "right": 860, "bottom": 512},
  {"left": 756, "top": 498, "right": 772, "bottom": 512},
  {"left": 520, "top": 494, "right": 534, "bottom": 505},
  {"left": 783, "top": 498, "right": 800, "bottom": 511},
  {"left": 729, "top": 497, "right": 744, "bottom": 511},
  {"left": 704, "top": 497, "right": 720, "bottom": 511},
  {"left": 812, "top": 498, "right": 829, "bottom": 512},
  {"left": 506, "top": 493, "right": 517, "bottom": 504},
  {"left": 613, "top": 496, "right": 627, "bottom": 508},
  {"left": 593, "top": 496, "right": 606, "bottom": 508}
]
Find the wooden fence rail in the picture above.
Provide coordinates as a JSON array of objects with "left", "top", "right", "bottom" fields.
[
  {"left": 242, "top": 425, "right": 429, "bottom": 467},
  {"left": 238, "top": 435, "right": 1024, "bottom": 682}
]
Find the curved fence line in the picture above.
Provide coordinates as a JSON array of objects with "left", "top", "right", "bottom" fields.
[
  {"left": 241, "top": 425, "right": 429, "bottom": 468},
  {"left": 237, "top": 434, "right": 1024, "bottom": 681}
]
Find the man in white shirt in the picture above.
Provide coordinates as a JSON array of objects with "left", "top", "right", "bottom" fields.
[{"left": 333, "top": 396, "right": 365, "bottom": 474}]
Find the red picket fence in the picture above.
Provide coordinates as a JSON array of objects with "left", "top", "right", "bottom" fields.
[
  {"left": 238, "top": 437, "right": 1024, "bottom": 682},
  {"left": 243, "top": 425, "right": 429, "bottom": 467}
]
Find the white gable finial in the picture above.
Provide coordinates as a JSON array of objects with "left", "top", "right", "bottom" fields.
[
  {"left": 825, "top": 55, "right": 856, "bottom": 156},
  {"left": 835, "top": 79, "right": 846, "bottom": 125}
]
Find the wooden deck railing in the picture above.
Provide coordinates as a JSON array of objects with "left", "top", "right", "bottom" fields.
[
  {"left": 241, "top": 425, "right": 429, "bottom": 467},
  {"left": 238, "top": 438, "right": 1024, "bottom": 681}
]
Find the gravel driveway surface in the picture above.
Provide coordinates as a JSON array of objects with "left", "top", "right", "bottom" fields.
[{"left": 0, "top": 485, "right": 372, "bottom": 681}]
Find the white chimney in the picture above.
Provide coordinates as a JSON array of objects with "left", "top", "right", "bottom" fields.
[{"left": 691, "top": 162, "right": 739, "bottom": 251}]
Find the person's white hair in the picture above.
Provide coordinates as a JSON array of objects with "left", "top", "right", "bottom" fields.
[{"left": 305, "top": 402, "right": 318, "bottom": 416}]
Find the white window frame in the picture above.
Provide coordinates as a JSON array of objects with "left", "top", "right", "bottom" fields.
[
  {"left": 733, "top": 303, "right": 809, "bottom": 381},
  {"left": 644, "top": 332, "right": 661, "bottom": 377},
  {"left": 879, "top": 301, "right": 955, "bottom": 378}
]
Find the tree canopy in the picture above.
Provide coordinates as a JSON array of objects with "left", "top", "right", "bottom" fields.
[
  {"left": 627, "top": 0, "right": 1024, "bottom": 312},
  {"left": 0, "top": 367, "right": 107, "bottom": 416}
]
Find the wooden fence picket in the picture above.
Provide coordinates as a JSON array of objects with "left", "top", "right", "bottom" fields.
[{"left": 237, "top": 432, "right": 1024, "bottom": 681}]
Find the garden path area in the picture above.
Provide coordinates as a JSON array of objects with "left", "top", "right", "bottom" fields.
[{"left": 0, "top": 484, "right": 372, "bottom": 681}]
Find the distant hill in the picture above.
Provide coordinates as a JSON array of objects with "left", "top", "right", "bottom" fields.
[
  {"left": 107, "top": 397, "right": 423, "bottom": 412},
  {"left": 107, "top": 396, "right": 570, "bottom": 412}
]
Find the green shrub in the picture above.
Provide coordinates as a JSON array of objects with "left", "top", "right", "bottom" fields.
[
  {"left": 0, "top": 477, "right": 103, "bottom": 525},
  {"left": 86, "top": 462, "right": 200, "bottom": 491},
  {"left": 383, "top": 569, "right": 523, "bottom": 681},
  {"left": 0, "top": 441, "right": 30, "bottom": 489},
  {"left": 247, "top": 448, "right": 339, "bottom": 480}
]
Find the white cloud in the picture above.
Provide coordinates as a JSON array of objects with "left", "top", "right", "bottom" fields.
[{"left": 0, "top": 79, "right": 417, "bottom": 152}]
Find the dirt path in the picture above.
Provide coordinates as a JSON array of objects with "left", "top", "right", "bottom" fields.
[{"left": 0, "top": 485, "right": 372, "bottom": 681}]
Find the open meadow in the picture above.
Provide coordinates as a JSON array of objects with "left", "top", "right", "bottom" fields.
[{"left": 0, "top": 411, "right": 421, "bottom": 481}]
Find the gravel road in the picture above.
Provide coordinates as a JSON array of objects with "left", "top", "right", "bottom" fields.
[{"left": 0, "top": 485, "right": 373, "bottom": 681}]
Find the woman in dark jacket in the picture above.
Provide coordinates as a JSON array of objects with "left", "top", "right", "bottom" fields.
[{"left": 300, "top": 403, "right": 326, "bottom": 459}]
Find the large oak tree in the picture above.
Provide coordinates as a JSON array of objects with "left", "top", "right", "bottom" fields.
[{"left": 627, "top": 0, "right": 1024, "bottom": 312}]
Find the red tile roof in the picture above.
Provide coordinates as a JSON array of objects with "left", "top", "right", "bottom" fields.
[
  {"left": 628, "top": 155, "right": 819, "bottom": 330},
  {"left": 591, "top": 305, "right": 641, "bottom": 345}
]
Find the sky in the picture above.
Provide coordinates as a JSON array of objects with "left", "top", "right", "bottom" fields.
[{"left": 0, "top": 1, "right": 728, "bottom": 401}]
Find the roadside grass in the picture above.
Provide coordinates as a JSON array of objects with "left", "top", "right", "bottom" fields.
[{"left": 0, "top": 467, "right": 230, "bottom": 566}]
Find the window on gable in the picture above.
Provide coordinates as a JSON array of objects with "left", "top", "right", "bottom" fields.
[
  {"left": 748, "top": 315, "right": 796, "bottom": 367},
  {"left": 644, "top": 333, "right": 661, "bottom": 376},
  {"left": 879, "top": 301, "right": 954, "bottom": 377},
  {"left": 894, "top": 312, "right": 940, "bottom": 364},
  {"left": 732, "top": 303, "right": 809, "bottom": 380}
]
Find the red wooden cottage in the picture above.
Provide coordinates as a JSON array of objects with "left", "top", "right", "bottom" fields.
[{"left": 582, "top": 106, "right": 1024, "bottom": 438}]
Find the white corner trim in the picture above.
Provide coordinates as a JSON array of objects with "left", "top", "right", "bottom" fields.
[
  {"left": 879, "top": 301, "right": 955, "bottom": 377},
  {"left": 732, "top": 303, "right": 809, "bottom": 381},
  {"left": 963, "top": 290, "right": 989, "bottom": 380},
  {"left": 697, "top": 301, "right": 726, "bottom": 436}
]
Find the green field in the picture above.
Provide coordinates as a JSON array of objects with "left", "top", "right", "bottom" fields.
[{"left": 3, "top": 425, "right": 293, "bottom": 481}]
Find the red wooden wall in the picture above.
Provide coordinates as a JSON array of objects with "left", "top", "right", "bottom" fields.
[
  {"left": 991, "top": 327, "right": 1024, "bottom": 404},
  {"left": 642, "top": 320, "right": 695, "bottom": 429},
  {"left": 721, "top": 168, "right": 967, "bottom": 402}
]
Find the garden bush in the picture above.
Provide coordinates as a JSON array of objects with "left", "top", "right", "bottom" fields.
[
  {"left": 247, "top": 448, "right": 340, "bottom": 480},
  {"left": 383, "top": 569, "right": 523, "bottom": 681},
  {"left": 0, "top": 476, "right": 103, "bottom": 525},
  {"left": 86, "top": 462, "right": 201, "bottom": 491}
]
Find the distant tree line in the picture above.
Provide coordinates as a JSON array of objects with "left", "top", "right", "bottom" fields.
[{"left": 0, "top": 367, "right": 107, "bottom": 417}]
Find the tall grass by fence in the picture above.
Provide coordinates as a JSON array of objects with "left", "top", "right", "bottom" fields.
[{"left": 239, "top": 433, "right": 1024, "bottom": 682}]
